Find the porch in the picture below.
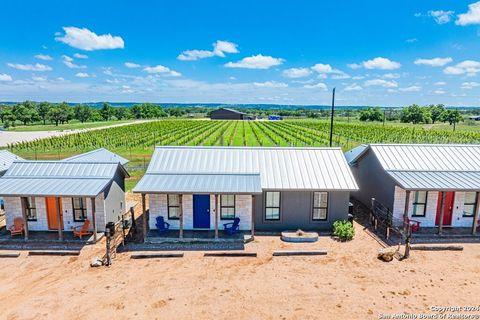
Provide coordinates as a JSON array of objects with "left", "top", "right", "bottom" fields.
[
  {"left": 0, "top": 229, "right": 103, "bottom": 244},
  {"left": 146, "top": 229, "right": 251, "bottom": 243}
]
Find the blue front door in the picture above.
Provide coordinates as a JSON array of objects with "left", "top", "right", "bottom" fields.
[{"left": 193, "top": 194, "right": 210, "bottom": 228}]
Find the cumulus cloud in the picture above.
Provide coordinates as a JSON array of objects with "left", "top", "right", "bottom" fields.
[
  {"left": 303, "top": 82, "right": 328, "bottom": 90},
  {"left": 178, "top": 40, "right": 238, "bottom": 61},
  {"left": 364, "top": 79, "right": 398, "bottom": 88},
  {"left": 414, "top": 57, "right": 452, "bottom": 67},
  {"left": 143, "top": 65, "right": 182, "bottom": 76},
  {"left": 461, "top": 81, "right": 480, "bottom": 89},
  {"left": 399, "top": 86, "right": 422, "bottom": 92},
  {"left": 125, "top": 62, "right": 141, "bottom": 68},
  {"left": 225, "top": 54, "right": 284, "bottom": 69},
  {"left": 456, "top": 1, "right": 480, "bottom": 25},
  {"left": 61, "top": 55, "right": 86, "bottom": 69},
  {"left": 443, "top": 60, "right": 480, "bottom": 76},
  {"left": 55, "top": 26, "right": 124, "bottom": 51},
  {"left": 347, "top": 63, "right": 362, "bottom": 70},
  {"left": 434, "top": 89, "right": 445, "bottom": 94},
  {"left": 75, "top": 72, "right": 90, "bottom": 78},
  {"left": 428, "top": 10, "right": 454, "bottom": 24},
  {"left": 253, "top": 81, "right": 288, "bottom": 88},
  {"left": 0, "top": 73, "right": 13, "bottom": 81},
  {"left": 74, "top": 53, "right": 88, "bottom": 59},
  {"left": 283, "top": 67, "right": 311, "bottom": 78},
  {"left": 34, "top": 54, "right": 53, "bottom": 61},
  {"left": 7, "top": 63, "right": 52, "bottom": 71},
  {"left": 434, "top": 81, "right": 446, "bottom": 86},
  {"left": 344, "top": 83, "right": 362, "bottom": 91},
  {"left": 383, "top": 73, "right": 401, "bottom": 79},
  {"left": 32, "top": 76, "right": 47, "bottom": 82},
  {"left": 362, "top": 57, "right": 401, "bottom": 70}
]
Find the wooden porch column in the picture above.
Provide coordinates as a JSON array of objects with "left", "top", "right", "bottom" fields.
[
  {"left": 141, "top": 193, "right": 147, "bottom": 242},
  {"left": 403, "top": 190, "right": 411, "bottom": 235},
  {"left": 437, "top": 191, "right": 446, "bottom": 235},
  {"left": 214, "top": 194, "right": 219, "bottom": 239},
  {"left": 471, "top": 192, "right": 480, "bottom": 235},
  {"left": 91, "top": 197, "right": 97, "bottom": 242},
  {"left": 251, "top": 195, "right": 255, "bottom": 238},
  {"left": 56, "top": 197, "right": 63, "bottom": 241},
  {"left": 20, "top": 198, "right": 29, "bottom": 241},
  {"left": 179, "top": 194, "right": 184, "bottom": 239}
]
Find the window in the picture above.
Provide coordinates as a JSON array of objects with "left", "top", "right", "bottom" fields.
[
  {"left": 313, "top": 192, "right": 328, "bottom": 221},
  {"left": 464, "top": 192, "right": 478, "bottom": 217},
  {"left": 167, "top": 194, "right": 180, "bottom": 219},
  {"left": 412, "top": 191, "right": 427, "bottom": 217},
  {"left": 220, "top": 194, "right": 235, "bottom": 219},
  {"left": 265, "top": 192, "right": 280, "bottom": 220},
  {"left": 72, "top": 197, "right": 87, "bottom": 221},
  {"left": 24, "top": 197, "right": 37, "bottom": 221}
]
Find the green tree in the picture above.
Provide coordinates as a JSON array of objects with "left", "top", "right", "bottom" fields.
[
  {"left": 429, "top": 104, "right": 445, "bottom": 124},
  {"left": 359, "top": 107, "right": 383, "bottom": 122},
  {"left": 37, "top": 101, "right": 51, "bottom": 125},
  {"left": 441, "top": 109, "right": 463, "bottom": 126},
  {"left": 400, "top": 104, "right": 430, "bottom": 124},
  {"left": 48, "top": 103, "right": 72, "bottom": 126},
  {"left": 2, "top": 107, "right": 16, "bottom": 127},
  {"left": 115, "top": 106, "right": 131, "bottom": 120},
  {"left": 74, "top": 104, "right": 92, "bottom": 123},
  {"left": 100, "top": 102, "right": 114, "bottom": 121}
]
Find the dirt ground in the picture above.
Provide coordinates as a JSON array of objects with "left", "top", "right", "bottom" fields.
[{"left": 1, "top": 221, "right": 479, "bottom": 320}]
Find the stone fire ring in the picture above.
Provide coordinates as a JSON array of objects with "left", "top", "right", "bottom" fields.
[{"left": 281, "top": 231, "right": 319, "bottom": 243}]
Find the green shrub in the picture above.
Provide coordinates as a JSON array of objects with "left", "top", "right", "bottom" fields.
[{"left": 332, "top": 220, "right": 355, "bottom": 241}]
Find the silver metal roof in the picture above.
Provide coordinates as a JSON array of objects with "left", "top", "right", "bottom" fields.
[
  {"left": 133, "top": 173, "right": 262, "bottom": 194},
  {"left": 344, "top": 144, "right": 368, "bottom": 164},
  {"left": 0, "top": 161, "right": 123, "bottom": 197},
  {"left": 134, "top": 146, "right": 358, "bottom": 193},
  {"left": 0, "top": 150, "right": 23, "bottom": 173},
  {"left": 63, "top": 148, "right": 129, "bottom": 165},
  {"left": 350, "top": 144, "right": 480, "bottom": 191}
]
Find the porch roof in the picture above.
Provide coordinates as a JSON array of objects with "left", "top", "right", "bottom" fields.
[
  {"left": 388, "top": 170, "right": 480, "bottom": 191},
  {"left": 63, "top": 148, "right": 129, "bottom": 165},
  {"left": 133, "top": 173, "right": 262, "bottom": 194},
  {"left": 0, "top": 150, "right": 23, "bottom": 173}
]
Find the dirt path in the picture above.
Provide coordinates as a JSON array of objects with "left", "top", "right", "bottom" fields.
[{"left": 0, "top": 120, "right": 154, "bottom": 147}]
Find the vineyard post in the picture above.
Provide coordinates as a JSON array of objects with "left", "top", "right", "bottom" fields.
[{"left": 329, "top": 87, "right": 336, "bottom": 147}]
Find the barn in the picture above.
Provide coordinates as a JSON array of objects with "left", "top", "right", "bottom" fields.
[{"left": 210, "top": 108, "right": 248, "bottom": 120}]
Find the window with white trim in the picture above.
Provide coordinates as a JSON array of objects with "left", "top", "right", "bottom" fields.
[
  {"left": 24, "top": 197, "right": 37, "bottom": 221},
  {"left": 412, "top": 191, "right": 427, "bottom": 217},
  {"left": 265, "top": 192, "right": 280, "bottom": 220},
  {"left": 313, "top": 192, "right": 328, "bottom": 220},
  {"left": 72, "top": 197, "right": 87, "bottom": 221},
  {"left": 168, "top": 194, "right": 180, "bottom": 219},
  {"left": 464, "top": 192, "right": 478, "bottom": 217},
  {"left": 220, "top": 194, "right": 235, "bottom": 219}
]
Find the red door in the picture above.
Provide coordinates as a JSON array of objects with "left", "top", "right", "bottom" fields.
[{"left": 435, "top": 192, "right": 454, "bottom": 226}]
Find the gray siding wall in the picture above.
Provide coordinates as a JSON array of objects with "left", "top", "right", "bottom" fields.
[
  {"left": 210, "top": 109, "right": 244, "bottom": 120},
  {"left": 350, "top": 150, "right": 397, "bottom": 210},
  {"left": 254, "top": 190, "right": 350, "bottom": 231},
  {"left": 103, "top": 181, "right": 126, "bottom": 224}
]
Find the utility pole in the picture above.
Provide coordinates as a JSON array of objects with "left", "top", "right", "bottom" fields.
[{"left": 329, "top": 88, "right": 336, "bottom": 147}]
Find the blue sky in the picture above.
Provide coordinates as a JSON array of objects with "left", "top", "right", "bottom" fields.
[{"left": 0, "top": 0, "right": 480, "bottom": 106}]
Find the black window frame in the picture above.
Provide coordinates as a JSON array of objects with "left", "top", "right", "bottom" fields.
[
  {"left": 265, "top": 191, "right": 281, "bottom": 221},
  {"left": 412, "top": 191, "right": 428, "bottom": 217},
  {"left": 24, "top": 197, "right": 37, "bottom": 221},
  {"left": 220, "top": 194, "right": 236, "bottom": 220},
  {"left": 312, "top": 192, "right": 329, "bottom": 221},
  {"left": 72, "top": 197, "right": 88, "bottom": 222},
  {"left": 167, "top": 194, "right": 180, "bottom": 220},
  {"left": 463, "top": 192, "right": 478, "bottom": 217}
]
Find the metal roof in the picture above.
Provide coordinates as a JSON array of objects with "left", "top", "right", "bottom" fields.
[
  {"left": 0, "top": 161, "right": 123, "bottom": 197},
  {"left": 215, "top": 108, "right": 246, "bottom": 115},
  {"left": 0, "top": 150, "right": 23, "bottom": 173},
  {"left": 344, "top": 144, "right": 368, "bottom": 164},
  {"left": 63, "top": 148, "right": 129, "bottom": 165},
  {"left": 133, "top": 173, "right": 262, "bottom": 194},
  {"left": 350, "top": 144, "right": 480, "bottom": 191},
  {"left": 134, "top": 146, "right": 358, "bottom": 193}
]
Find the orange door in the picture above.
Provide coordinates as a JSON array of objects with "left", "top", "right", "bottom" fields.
[{"left": 45, "top": 197, "right": 63, "bottom": 230}]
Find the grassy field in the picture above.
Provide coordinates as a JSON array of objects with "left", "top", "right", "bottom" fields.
[{"left": 6, "top": 119, "right": 136, "bottom": 132}]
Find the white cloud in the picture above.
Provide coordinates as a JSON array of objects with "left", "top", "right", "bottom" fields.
[
  {"left": 456, "top": 1, "right": 480, "bottom": 25},
  {"left": 344, "top": 83, "right": 362, "bottom": 91},
  {"left": 61, "top": 55, "right": 86, "bottom": 69},
  {"left": 283, "top": 67, "right": 311, "bottom": 78},
  {"left": 0, "top": 73, "right": 12, "bottom": 81},
  {"left": 383, "top": 73, "right": 401, "bottom": 79},
  {"left": 143, "top": 65, "right": 181, "bottom": 76},
  {"left": 303, "top": 82, "right": 328, "bottom": 90},
  {"left": 225, "top": 54, "right": 284, "bottom": 69},
  {"left": 364, "top": 79, "right": 398, "bottom": 88},
  {"left": 74, "top": 53, "right": 88, "bottom": 59},
  {"left": 461, "top": 81, "right": 480, "bottom": 89},
  {"left": 331, "top": 72, "right": 350, "bottom": 80},
  {"left": 34, "top": 54, "right": 53, "bottom": 61},
  {"left": 443, "top": 60, "right": 480, "bottom": 76},
  {"left": 75, "top": 72, "right": 90, "bottom": 78},
  {"left": 352, "top": 75, "right": 365, "bottom": 80},
  {"left": 428, "top": 10, "right": 454, "bottom": 24},
  {"left": 399, "top": 86, "right": 422, "bottom": 92},
  {"left": 311, "top": 63, "right": 336, "bottom": 73},
  {"left": 362, "top": 57, "right": 401, "bottom": 70},
  {"left": 178, "top": 40, "right": 238, "bottom": 61},
  {"left": 434, "top": 89, "right": 445, "bottom": 94},
  {"left": 7, "top": 63, "right": 52, "bottom": 71},
  {"left": 414, "top": 57, "right": 452, "bottom": 67},
  {"left": 253, "top": 81, "right": 288, "bottom": 88},
  {"left": 32, "top": 76, "right": 47, "bottom": 82},
  {"left": 347, "top": 63, "right": 362, "bottom": 70},
  {"left": 434, "top": 81, "right": 446, "bottom": 86},
  {"left": 125, "top": 62, "right": 141, "bottom": 68},
  {"left": 55, "top": 26, "right": 124, "bottom": 51}
]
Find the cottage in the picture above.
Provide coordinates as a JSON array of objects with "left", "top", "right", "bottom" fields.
[
  {"left": 0, "top": 159, "right": 129, "bottom": 242},
  {"left": 133, "top": 146, "right": 358, "bottom": 239},
  {"left": 0, "top": 150, "right": 23, "bottom": 209},
  {"left": 346, "top": 144, "right": 480, "bottom": 233},
  {"left": 210, "top": 108, "right": 251, "bottom": 120}
]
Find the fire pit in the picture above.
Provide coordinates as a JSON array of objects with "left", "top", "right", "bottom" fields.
[{"left": 281, "top": 230, "right": 319, "bottom": 243}]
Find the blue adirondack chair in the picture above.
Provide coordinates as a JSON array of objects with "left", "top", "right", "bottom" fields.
[
  {"left": 155, "top": 216, "right": 170, "bottom": 234},
  {"left": 223, "top": 217, "right": 240, "bottom": 235}
]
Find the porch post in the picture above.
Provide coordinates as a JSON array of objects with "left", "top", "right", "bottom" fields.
[
  {"left": 403, "top": 190, "right": 411, "bottom": 235},
  {"left": 471, "top": 192, "right": 480, "bottom": 235},
  {"left": 56, "top": 197, "right": 63, "bottom": 241},
  {"left": 214, "top": 194, "right": 219, "bottom": 239},
  {"left": 438, "top": 191, "right": 446, "bottom": 235},
  {"left": 141, "top": 193, "right": 147, "bottom": 242},
  {"left": 20, "top": 197, "right": 29, "bottom": 241},
  {"left": 179, "top": 194, "right": 184, "bottom": 239},
  {"left": 251, "top": 195, "right": 255, "bottom": 238},
  {"left": 91, "top": 197, "right": 97, "bottom": 242}
]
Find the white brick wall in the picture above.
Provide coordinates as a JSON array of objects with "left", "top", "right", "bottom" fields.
[{"left": 148, "top": 193, "right": 253, "bottom": 231}]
